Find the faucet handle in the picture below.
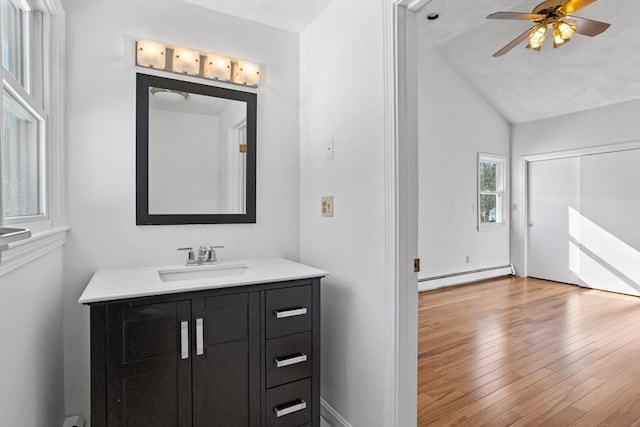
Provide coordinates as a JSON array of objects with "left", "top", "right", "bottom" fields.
[
  {"left": 199, "top": 245, "right": 224, "bottom": 262},
  {"left": 177, "top": 247, "right": 196, "bottom": 263}
]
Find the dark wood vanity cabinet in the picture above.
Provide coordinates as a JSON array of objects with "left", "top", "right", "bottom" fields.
[{"left": 88, "top": 278, "right": 320, "bottom": 427}]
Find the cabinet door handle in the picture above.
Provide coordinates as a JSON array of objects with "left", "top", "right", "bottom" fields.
[
  {"left": 274, "top": 307, "right": 307, "bottom": 319},
  {"left": 195, "top": 317, "right": 204, "bottom": 356},
  {"left": 274, "top": 399, "right": 307, "bottom": 418},
  {"left": 275, "top": 353, "right": 308, "bottom": 368},
  {"left": 180, "top": 321, "right": 189, "bottom": 360}
]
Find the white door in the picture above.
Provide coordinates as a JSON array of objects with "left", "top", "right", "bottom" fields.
[
  {"left": 527, "top": 150, "right": 640, "bottom": 296},
  {"left": 527, "top": 157, "right": 581, "bottom": 285},
  {"left": 576, "top": 150, "right": 640, "bottom": 296}
]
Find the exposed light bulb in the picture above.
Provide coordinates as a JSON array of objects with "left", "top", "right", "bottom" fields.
[{"left": 526, "top": 25, "right": 548, "bottom": 51}]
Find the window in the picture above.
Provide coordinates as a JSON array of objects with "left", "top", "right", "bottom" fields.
[
  {"left": 3, "top": 87, "right": 45, "bottom": 218},
  {"left": 1, "top": 0, "right": 60, "bottom": 226},
  {"left": 478, "top": 154, "right": 506, "bottom": 227}
]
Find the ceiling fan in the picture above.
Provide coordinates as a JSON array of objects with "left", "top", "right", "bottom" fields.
[{"left": 487, "top": 0, "right": 611, "bottom": 57}]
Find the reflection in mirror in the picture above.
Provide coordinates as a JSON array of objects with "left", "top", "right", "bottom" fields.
[{"left": 137, "top": 73, "right": 256, "bottom": 225}]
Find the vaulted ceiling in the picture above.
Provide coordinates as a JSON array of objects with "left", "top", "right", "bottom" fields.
[
  {"left": 418, "top": 0, "right": 640, "bottom": 123},
  {"left": 183, "top": 0, "right": 640, "bottom": 124}
]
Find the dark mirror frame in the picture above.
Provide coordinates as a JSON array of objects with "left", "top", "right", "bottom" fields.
[{"left": 136, "top": 73, "right": 257, "bottom": 225}]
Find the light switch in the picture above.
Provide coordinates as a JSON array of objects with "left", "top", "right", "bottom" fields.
[
  {"left": 321, "top": 196, "right": 333, "bottom": 217},
  {"left": 325, "top": 138, "right": 334, "bottom": 161}
]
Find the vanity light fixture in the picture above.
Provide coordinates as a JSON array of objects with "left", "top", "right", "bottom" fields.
[
  {"left": 172, "top": 47, "right": 200, "bottom": 75},
  {"left": 136, "top": 40, "right": 166, "bottom": 69},
  {"left": 135, "top": 40, "right": 261, "bottom": 87},
  {"left": 235, "top": 61, "right": 261, "bottom": 87},
  {"left": 205, "top": 54, "right": 232, "bottom": 81}
]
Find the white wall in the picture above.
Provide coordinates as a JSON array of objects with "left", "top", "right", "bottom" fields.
[
  {"left": 511, "top": 99, "right": 640, "bottom": 274},
  {"left": 417, "top": 47, "right": 510, "bottom": 281},
  {"left": 62, "top": 0, "right": 301, "bottom": 420},
  {"left": 300, "top": 1, "right": 388, "bottom": 425},
  {"left": 149, "top": 110, "right": 219, "bottom": 214},
  {"left": 0, "top": 249, "right": 65, "bottom": 426}
]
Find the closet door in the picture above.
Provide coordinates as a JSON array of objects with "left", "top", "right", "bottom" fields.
[
  {"left": 527, "top": 157, "right": 581, "bottom": 285},
  {"left": 577, "top": 149, "right": 640, "bottom": 296}
]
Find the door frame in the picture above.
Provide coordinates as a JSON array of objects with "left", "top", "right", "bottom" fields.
[
  {"left": 521, "top": 140, "right": 640, "bottom": 277},
  {"left": 383, "top": 1, "right": 420, "bottom": 426}
]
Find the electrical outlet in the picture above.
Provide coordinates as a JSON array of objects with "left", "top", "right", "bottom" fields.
[
  {"left": 321, "top": 196, "right": 333, "bottom": 217},
  {"left": 465, "top": 256, "right": 470, "bottom": 264}
]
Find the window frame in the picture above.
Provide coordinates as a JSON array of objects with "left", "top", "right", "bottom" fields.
[
  {"left": 0, "top": 0, "right": 66, "bottom": 275},
  {"left": 477, "top": 153, "right": 507, "bottom": 231},
  {"left": 1, "top": 0, "right": 63, "bottom": 231},
  {"left": 2, "top": 77, "right": 47, "bottom": 223}
]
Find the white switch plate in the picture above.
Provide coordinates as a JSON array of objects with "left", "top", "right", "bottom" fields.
[
  {"left": 325, "top": 138, "right": 334, "bottom": 161},
  {"left": 321, "top": 196, "right": 333, "bottom": 217}
]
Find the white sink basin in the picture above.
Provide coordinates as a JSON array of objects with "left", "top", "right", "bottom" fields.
[{"left": 158, "top": 264, "right": 254, "bottom": 283}]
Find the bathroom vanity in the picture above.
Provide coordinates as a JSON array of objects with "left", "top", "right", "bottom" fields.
[{"left": 79, "top": 257, "right": 327, "bottom": 427}]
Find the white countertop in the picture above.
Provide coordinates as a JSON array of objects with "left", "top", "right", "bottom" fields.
[{"left": 78, "top": 257, "right": 328, "bottom": 304}]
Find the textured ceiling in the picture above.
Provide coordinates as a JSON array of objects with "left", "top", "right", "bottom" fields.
[
  {"left": 181, "top": 0, "right": 332, "bottom": 33},
  {"left": 418, "top": 0, "right": 640, "bottom": 123},
  {"left": 180, "top": 0, "right": 639, "bottom": 123}
]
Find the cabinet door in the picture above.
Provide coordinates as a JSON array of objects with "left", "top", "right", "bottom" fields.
[
  {"left": 192, "top": 292, "right": 260, "bottom": 427},
  {"left": 106, "top": 300, "right": 192, "bottom": 427}
]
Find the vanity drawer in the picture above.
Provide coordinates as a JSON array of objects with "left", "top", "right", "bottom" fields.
[
  {"left": 266, "top": 332, "right": 312, "bottom": 389},
  {"left": 265, "top": 378, "right": 312, "bottom": 427},
  {"left": 266, "top": 285, "right": 312, "bottom": 339}
]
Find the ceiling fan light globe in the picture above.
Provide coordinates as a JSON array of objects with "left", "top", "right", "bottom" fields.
[
  {"left": 527, "top": 25, "right": 547, "bottom": 50},
  {"left": 557, "top": 20, "right": 577, "bottom": 40},
  {"left": 552, "top": 29, "right": 568, "bottom": 48}
]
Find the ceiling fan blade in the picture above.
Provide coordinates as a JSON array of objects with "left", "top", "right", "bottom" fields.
[
  {"left": 559, "top": 0, "right": 597, "bottom": 15},
  {"left": 487, "top": 12, "right": 546, "bottom": 21},
  {"left": 566, "top": 16, "right": 611, "bottom": 36},
  {"left": 493, "top": 25, "right": 537, "bottom": 57}
]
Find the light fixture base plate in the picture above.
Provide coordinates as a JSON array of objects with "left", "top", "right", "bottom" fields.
[{"left": 532, "top": 0, "right": 568, "bottom": 16}]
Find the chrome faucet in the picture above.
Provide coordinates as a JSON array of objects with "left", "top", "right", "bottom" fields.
[{"left": 178, "top": 245, "right": 224, "bottom": 266}]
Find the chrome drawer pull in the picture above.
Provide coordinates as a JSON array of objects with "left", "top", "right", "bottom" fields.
[
  {"left": 274, "top": 399, "right": 307, "bottom": 418},
  {"left": 195, "top": 317, "right": 204, "bottom": 356},
  {"left": 180, "top": 321, "right": 189, "bottom": 360},
  {"left": 275, "top": 353, "right": 308, "bottom": 368},
  {"left": 274, "top": 307, "right": 307, "bottom": 319}
]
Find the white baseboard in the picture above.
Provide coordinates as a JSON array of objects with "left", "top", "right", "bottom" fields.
[
  {"left": 419, "top": 265, "right": 514, "bottom": 292},
  {"left": 321, "top": 398, "right": 352, "bottom": 427}
]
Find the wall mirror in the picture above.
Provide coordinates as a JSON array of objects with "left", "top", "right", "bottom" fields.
[{"left": 136, "top": 73, "right": 257, "bottom": 224}]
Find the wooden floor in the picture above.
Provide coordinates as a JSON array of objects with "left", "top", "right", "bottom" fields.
[{"left": 418, "top": 276, "right": 640, "bottom": 426}]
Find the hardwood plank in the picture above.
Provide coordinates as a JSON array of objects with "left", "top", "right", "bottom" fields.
[{"left": 417, "top": 277, "right": 640, "bottom": 426}]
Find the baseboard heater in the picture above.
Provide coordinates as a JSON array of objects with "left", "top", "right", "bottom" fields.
[{"left": 419, "top": 264, "right": 514, "bottom": 292}]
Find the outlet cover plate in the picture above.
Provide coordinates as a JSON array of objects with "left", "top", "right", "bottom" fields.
[{"left": 321, "top": 196, "right": 333, "bottom": 217}]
